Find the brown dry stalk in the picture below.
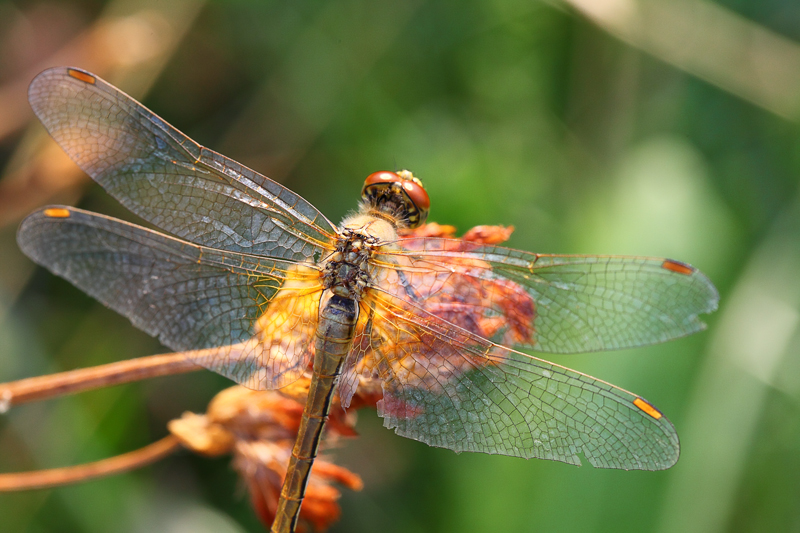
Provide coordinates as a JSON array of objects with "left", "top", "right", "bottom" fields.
[
  {"left": 0, "top": 434, "right": 182, "bottom": 491},
  {"left": 0, "top": 352, "right": 200, "bottom": 410},
  {"left": 0, "top": 353, "right": 200, "bottom": 491}
]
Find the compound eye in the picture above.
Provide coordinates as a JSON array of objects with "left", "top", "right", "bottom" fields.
[
  {"left": 400, "top": 178, "right": 430, "bottom": 213},
  {"left": 363, "top": 171, "right": 401, "bottom": 188},
  {"left": 361, "top": 170, "right": 430, "bottom": 228}
]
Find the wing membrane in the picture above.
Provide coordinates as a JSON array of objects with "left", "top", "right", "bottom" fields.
[
  {"left": 17, "top": 206, "right": 323, "bottom": 389},
  {"left": 28, "top": 67, "right": 336, "bottom": 262},
  {"left": 350, "top": 288, "right": 678, "bottom": 470},
  {"left": 376, "top": 238, "right": 719, "bottom": 353}
]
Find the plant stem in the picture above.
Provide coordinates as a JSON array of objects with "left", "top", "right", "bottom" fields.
[
  {"left": 0, "top": 435, "right": 182, "bottom": 491},
  {"left": 0, "top": 352, "right": 200, "bottom": 411}
]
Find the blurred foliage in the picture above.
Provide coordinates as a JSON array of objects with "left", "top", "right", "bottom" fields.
[{"left": 1, "top": 0, "right": 800, "bottom": 532}]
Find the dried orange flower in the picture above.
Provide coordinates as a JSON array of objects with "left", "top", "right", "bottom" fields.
[{"left": 169, "top": 385, "right": 363, "bottom": 532}]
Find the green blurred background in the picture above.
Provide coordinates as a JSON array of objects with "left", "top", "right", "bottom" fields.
[{"left": 1, "top": 0, "right": 799, "bottom": 531}]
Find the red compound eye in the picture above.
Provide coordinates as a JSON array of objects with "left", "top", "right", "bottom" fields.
[
  {"left": 362, "top": 170, "right": 430, "bottom": 227},
  {"left": 399, "top": 176, "right": 430, "bottom": 212},
  {"left": 364, "top": 171, "right": 401, "bottom": 188}
]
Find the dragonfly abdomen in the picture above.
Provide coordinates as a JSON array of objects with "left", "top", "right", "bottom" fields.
[{"left": 272, "top": 293, "right": 358, "bottom": 533}]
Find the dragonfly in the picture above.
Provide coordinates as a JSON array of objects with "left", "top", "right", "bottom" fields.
[{"left": 18, "top": 67, "right": 718, "bottom": 533}]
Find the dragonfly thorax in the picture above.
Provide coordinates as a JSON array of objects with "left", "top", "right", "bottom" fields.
[{"left": 323, "top": 229, "right": 379, "bottom": 299}]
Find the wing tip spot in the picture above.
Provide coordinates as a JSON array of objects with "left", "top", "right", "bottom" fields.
[
  {"left": 633, "top": 397, "right": 662, "bottom": 420},
  {"left": 661, "top": 259, "right": 694, "bottom": 276},
  {"left": 43, "top": 208, "right": 71, "bottom": 219},
  {"left": 67, "top": 68, "right": 96, "bottom": 85}
]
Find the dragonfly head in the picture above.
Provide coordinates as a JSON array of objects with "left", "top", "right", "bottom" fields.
[{"left": 361, "top": 170, "right": 430, "bottom": 228}]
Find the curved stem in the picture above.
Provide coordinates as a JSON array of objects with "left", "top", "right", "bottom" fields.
[
  {"left": 0, "top": 434, "right": 182, "bottom": 491},
  {"left": 0, "top": 353, "right": 199, "bottom": 411}
]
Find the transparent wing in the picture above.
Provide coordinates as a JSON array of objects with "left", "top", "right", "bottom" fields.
[
  {"left": 17, "top": 206, "right": 323, "bottom": 389},
  {"left": 376, "top": 238, "right": 719, "bottom": 353},
  {"left": 348, "top": 288, "right": 678, "bottom": 470},
  {"left": 28, "top": 67, "right": 336, "bottom": 262}
]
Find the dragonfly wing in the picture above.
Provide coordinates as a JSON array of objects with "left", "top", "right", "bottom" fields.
[
  {"left": 353, "top": 288, "right": 678, "bottom": 470},
  {"left": 17, "top": 206, "right": 322, "bottom": 389},
  {"left": 28, "top": 67, "right": 336, "bottom": 262},
  {"left": 378, "top": 239, "right": 719, "bottom": 353}
]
